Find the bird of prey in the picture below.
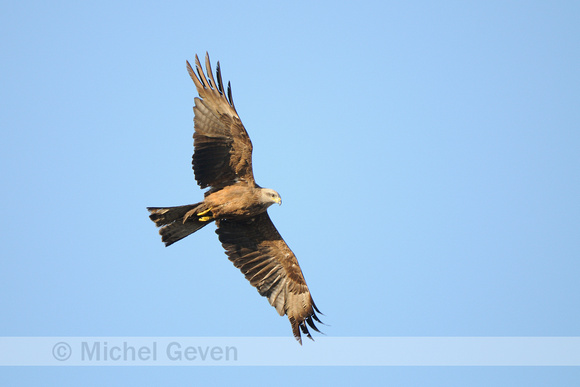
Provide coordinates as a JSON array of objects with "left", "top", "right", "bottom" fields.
[{"left": 147, "top": 53, "right": 322, "bottom": 344}]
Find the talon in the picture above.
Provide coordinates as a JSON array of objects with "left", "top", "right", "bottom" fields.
[{"left": 198, "top": 216, "right": 212, "bottom": 222}]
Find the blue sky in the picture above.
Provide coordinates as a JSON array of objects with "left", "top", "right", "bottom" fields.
[{"left": 1, "top": 0, "right": 579, "bottom": 385}]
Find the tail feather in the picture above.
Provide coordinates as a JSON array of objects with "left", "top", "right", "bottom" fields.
[{"left": 147, "top": 203, "right": 210, "bottom": 246}]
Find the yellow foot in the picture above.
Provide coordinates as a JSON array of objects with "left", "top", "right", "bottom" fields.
[
  {"left": 198, "top": 216, "right": 212, "bottom": 222},
  {"left": 197, "top": 208, "right": 212, "bottom": 217}
]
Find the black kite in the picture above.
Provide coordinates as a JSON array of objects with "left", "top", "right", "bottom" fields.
[{"left": 147, "top": 53, "right": 322, "bottom": 343}]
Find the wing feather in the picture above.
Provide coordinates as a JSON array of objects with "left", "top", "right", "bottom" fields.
[
  {"left": 186, "top": 53, "right": 254, "bottom": 190},
  {"left": 216, "top": 212, "right": 321, "bottom": 344}
]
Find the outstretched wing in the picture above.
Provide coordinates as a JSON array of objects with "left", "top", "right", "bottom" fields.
[
  {"left": 216, "top": 212, "right": 322, "bottom": 344},
  {"left": 187, "top": 53, "right": 255, "bottom": 190}
]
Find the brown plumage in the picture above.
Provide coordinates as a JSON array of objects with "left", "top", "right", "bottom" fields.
[{"left": 147, "top": 53, "right": 321, "bottom": 344}]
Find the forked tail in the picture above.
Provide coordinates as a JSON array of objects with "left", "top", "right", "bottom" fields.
[{"left": 147, "top": 203, "right": 212, "bottom": 246}]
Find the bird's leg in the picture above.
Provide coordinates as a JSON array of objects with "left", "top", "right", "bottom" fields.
[
  {"left": 197, "top": 207, "right": 213, "bottom": 222},
  {"left": 182, "top": 207, "right": 213, "bottom": 223},
  {"left": 197, "top": 208, "right": 211, "bottom": 216}
]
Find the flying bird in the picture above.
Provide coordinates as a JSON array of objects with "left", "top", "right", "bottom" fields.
[{"left": 147, "top": 53, "right": 322, "bottom": 344}]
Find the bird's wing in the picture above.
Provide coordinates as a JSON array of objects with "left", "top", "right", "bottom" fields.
[
  {"left": 216, "top": 212, "right": 322, "bottom": 344},
  {"left": 187, "top": 53, "right": 255, "bottom": 190}
]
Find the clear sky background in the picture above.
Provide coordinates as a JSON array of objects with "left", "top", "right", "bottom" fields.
[{"left": 1, "top": 0, "right": 579, "bottom": 385}]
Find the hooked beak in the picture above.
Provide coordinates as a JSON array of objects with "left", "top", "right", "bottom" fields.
[{"left": 275, "top": 196, "right": 282, "bottom": 205}]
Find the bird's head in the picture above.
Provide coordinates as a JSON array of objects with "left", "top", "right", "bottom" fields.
[{"left": 260, "top": 188, "right": 282, "bottom": 207}]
